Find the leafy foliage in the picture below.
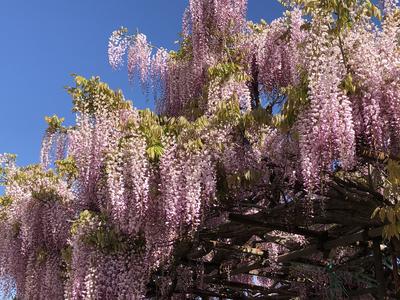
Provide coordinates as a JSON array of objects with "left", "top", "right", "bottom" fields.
[{"left": 67, "top": 75, "right": 132, "bottom": 114}]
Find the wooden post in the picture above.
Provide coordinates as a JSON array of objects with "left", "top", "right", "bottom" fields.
[
  {"left": 392, "top": 252, "right": 400, "bottom": 295},
  {"left": 372, "top": 239, "right": 385, "bottom": 300}
]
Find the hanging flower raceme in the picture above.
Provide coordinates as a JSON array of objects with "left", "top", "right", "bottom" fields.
[
  {"left": 103, "top": 135, "right": 150, "bottom": 237},
  {"left": 345, "top": 12, "right": 400, "bottom": 155},
  {"left": 381, "top": 0, "right": 399, "bottom": 14},
  {"left": 187, "top": 0, "right": 248, "bottom": 68},
  {"left": 151, "top": 47, "right": 169, "bottom": 100},
  {"left": 65, "top": 210, "right": 149, "bottom": 300},
  {"left": 66, "top": 76, "right": 131, "bottom": 206},
  {"left": 207, "top": 78, "right": 252, "bottom": 114},
  {"left": 40, "top": 115, "right": 68, "bottom": 169},
  {"left": 298, "top": 14, "right": 355, "bottom": 188},
  {"left": 128, "top": 33, "right": 152, "bottom": 89},
  {"left": 0, "top": 165, "right": 73, "bottom": 300},
  {"left": 254, "top": 9, "right": 306, "bottom": 96},
  {"left": 68, "top": 111, "right": 122, "bottom": 208},
  {"left": 108, "top": 27, "right": 129, "bottom": 70},
  {"left": 109, "top": 30, "right": 158, "bottom": 94},
  {"left": 159, "top": 142, "right": 216, "bottom": 235},
  {"left": 108, "top": 0, "right": 252, "bottom": 118},
  {"left": 160, "top": 59, "right": 204, "bottom": 118}
]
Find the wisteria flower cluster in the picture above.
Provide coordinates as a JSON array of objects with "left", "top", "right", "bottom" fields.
[{"left": 1, "top": 0, "right": 400, "bottom": 298}]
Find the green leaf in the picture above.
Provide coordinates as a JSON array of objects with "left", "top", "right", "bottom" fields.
[
  {"left": 371, "top": 207, "right": 381, "bottom": 219},
  {"left": 379, "top": 208, "right": 387, "bottom": 223},
  {"left": 45, "top": 115, "right": 65, "bottom": 134},
  {"left": 387, "top": 208, "right": 396, "bottom": 224},
  {"left": 244, "top": 170, "right": 251, "bottom": 181}
]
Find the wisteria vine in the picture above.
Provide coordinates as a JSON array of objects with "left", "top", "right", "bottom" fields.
[{"left": 1, "top": 0, "right": 400, "bottom": 299}]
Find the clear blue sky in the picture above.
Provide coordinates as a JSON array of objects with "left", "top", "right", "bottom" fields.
[{"left": 0, "top": 0, "right": 284, "bottom": 169}]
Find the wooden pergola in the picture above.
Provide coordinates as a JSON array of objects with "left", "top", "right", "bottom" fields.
[{"left": 149, "top": 162, "right": 400, "bottom": 299}]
